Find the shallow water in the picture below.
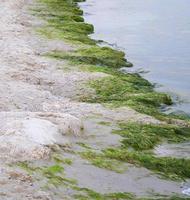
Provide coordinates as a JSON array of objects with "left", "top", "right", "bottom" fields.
[
  {"left": 65, "top": 155, "right": 183, "bottom": 197},
  {"left": 64, "top": 118, "right": 184, "bottom": 197},
  {"left": 155, "top": 142, "right": 190, "bottom": 159},
  {"left": 80, "top": 0, "right": 190, "bottom": 115}
]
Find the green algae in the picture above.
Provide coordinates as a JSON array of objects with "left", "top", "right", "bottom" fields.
[
  {"left": 42, "top": 164, "right": 64, "bottom": 175},
  {"left": 16, "top": 161, "right": 37, "bottom": 174},
  {"left": 16, "top": 160, "right": 76, "bottom": 187},
  {"left": 13, "top": 160, "right": 190, "bottom": 199},
  {"left": 80, "top": 147, "right": 190, "bottom": 180},
  {"left": 80, "top": 150, "right": 127, "bottom": 173},
  {"left": 40, "top": 164, "right": 72, "bottom": 186},
  {"left": 75, "top": 46, "right": 132, "bottom": 68},
  {"left": 80, "top": 122, "right": 190, "bottom": 180},
  {"left": 74, "top": 188, "right": 135, "bottom": 200},
  {"left": 46, "top": 45, "right": 132, "bottom": 68},
  {"left": 81, "top": 74, "right": 174, "bottom": 120},
  {"left": 100, "top": 122, "right": 190, "bottom": 180},
  {"left": 77, "top": 142, "right": 92, "bottom": 149},
  {"left": 104, "top": 148, "right": 190, "bottom": 181},
  {"left": 98, "top": 121, "right": 112, "bottom": 126},
  {"left": 103, "top": 123, "right": 190, "bottom": 180},
  {"left": 32, "top": 0, "right": 95, "bottom": 44},
  {"left": 115, "top": 122, "right": 190, "bottom": 151},
  {"left": 53, "top": 154, "right": 73, "bottom": 165},
  {"left": 74, "top": 187, "right": 188, "bottom": 200}
]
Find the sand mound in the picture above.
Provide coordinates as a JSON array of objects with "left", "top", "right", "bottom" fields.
[{"left": 0, "top": 112, "right": 83, "bottom": 163}]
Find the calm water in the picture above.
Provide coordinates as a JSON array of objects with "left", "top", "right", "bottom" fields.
[{"left": 80, "top": 0, "right": 190, "bottom": 114}]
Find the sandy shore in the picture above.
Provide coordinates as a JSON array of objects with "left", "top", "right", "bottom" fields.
[{"left": 0, "top": 0, "right": 188, "bottom": 199}]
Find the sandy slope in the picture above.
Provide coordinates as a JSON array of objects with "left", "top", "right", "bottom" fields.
[{"left": 0, "top": 0, "right": 183, "bottom": 199}]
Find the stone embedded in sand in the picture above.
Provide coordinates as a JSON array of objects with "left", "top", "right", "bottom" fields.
[{"left": 0, "top": 112, "right": 83, "bottom": 163}]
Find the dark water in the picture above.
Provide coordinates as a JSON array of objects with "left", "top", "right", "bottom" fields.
[{"left": 80, "top": 0, "right": 190, "bottom": 115}]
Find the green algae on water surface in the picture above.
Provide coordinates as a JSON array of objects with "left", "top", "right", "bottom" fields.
[
  {"left": 82, "top": 74, "right": 174, "bottom": 120},
  {"left": 80, "top": 122, "right": 190, "bottom": 180},
  {"left": 74, "top": 188, "right": 136, "bottom": 200},
  {"left": 74, "top": 186, "right": 188, "bottom": 200},
  {"left": 104, "top": 147, "right": 190, "bottom": 180},
  {"left": 53, "top": 154, "right": 73, "bottom": 165},
  {"left": 115, "top": 122, "right": 190, "bottom": 151},
  {"left": 102, "top": 122, "right": 190, "bottom": 180},
  {"left": 80, "top": 150, "right": 127, "bottom": 173}
]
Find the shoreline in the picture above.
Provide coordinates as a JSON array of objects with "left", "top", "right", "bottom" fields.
[
  {"left": 31, "top": 0, "right": 190, "bottom": 195},
  {"left": 79, "top": 0, "right": 190, "bottom": 116},
  {"left": 0, "top": 0, "right": 190, "bottom": 199}
]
